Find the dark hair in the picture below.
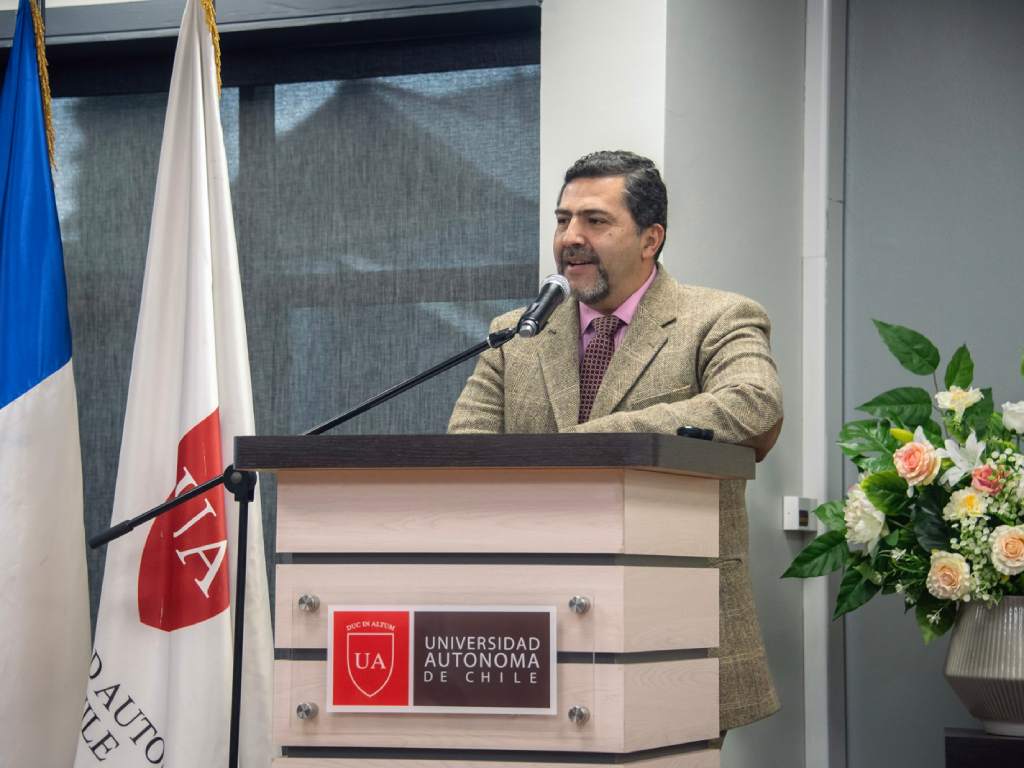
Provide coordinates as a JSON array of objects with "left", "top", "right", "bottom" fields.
[{"left": 560, "top": 150, "right": 668, "bottom": 260}]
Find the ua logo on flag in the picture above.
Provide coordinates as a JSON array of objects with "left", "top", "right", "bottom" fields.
[{"left": 137, "top": 409, "right": 230, "bottom": 631}]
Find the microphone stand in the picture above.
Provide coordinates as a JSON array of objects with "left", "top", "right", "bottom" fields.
[
  {"left": 304, "top": 326, "right": 517, "bottom": 435},
  {"left": 87, "top": 324, "right": 518, "bottom": 768}
]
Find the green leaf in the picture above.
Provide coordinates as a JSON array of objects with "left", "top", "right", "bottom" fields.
[
  {"left": 964, "top": 387, "right": 994, "bottom": 436},
  {"left": 857, "top": 387, "right": 934, "bottom": 427},
  {"left": 813, "top": 500, "right": 846, "bottom": 532},
  {"left": 842, "top": 451, "right": 896, "bottom": 475},
  {"left": 915, "top": 595, "right": 957, "bottom": 643},
  {"left": 921, "top": 419, "right": 944, "bottom": 446},
  {"left": 782, "top": 530, "right": 849, "bottom": 578},
  {"left": 873, "top": 320, "right": 941, "bottom": 375},
  {"left": 854, "top": 561, "right": 883, "bottom": 585},
  {"left": 912, "top": 503, "right": 950, "bottom": 553},
  {"left": 861, "top": 454, "right": 896, "bottom": 474},
  {"left": 861, "top": 471, "right": 911, "bottom": 516},
  {"left": 944, "top": 345, "right": 974, "bottom": 389},
  {"left": 838, "top": 419, "right": 899, "bottom": 458},
  {"left": 989, "top": 411, "right": 1009, "bottom": 438},
  {"left": 1020, "top": 349, "right": 1024, "bottom": 379},
  {"left": 833, "top": 567, "right": 881, "bottom": 618}
]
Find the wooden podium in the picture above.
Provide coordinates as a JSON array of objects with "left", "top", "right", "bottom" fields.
[{"left": 235, "top": 433, "right": 755, "bottom": 768}]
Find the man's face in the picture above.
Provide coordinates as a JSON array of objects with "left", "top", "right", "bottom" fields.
[{"left": 554, "top": 176, "right": 662, "bottom": 312}]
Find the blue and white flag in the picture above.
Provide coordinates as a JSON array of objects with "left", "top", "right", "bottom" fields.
[{"left": 0, "top": 1, "right": 91, "bottom": 765}]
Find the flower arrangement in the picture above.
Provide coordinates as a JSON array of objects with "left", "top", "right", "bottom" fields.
[{"left": 784, "top": 320, "right": 1024, "bottom": 641}]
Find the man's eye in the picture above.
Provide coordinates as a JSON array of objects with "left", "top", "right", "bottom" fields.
[
  {"left": 589, "top": 217, "right": 606, "bottom": 225},
  {"left": 555, "top": 217, "right": 569, "bottom": 227}
]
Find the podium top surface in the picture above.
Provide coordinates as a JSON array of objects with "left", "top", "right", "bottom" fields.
[{"left": 234, "top": 433, "right": 755, "bottom": 480}]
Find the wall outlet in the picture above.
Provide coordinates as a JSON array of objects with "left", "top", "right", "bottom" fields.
[{"left": 783, "top": 496, "right": 818, "bottom": 532}]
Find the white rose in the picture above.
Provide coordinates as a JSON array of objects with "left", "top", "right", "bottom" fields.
[
  {"left": 844, "top": 486, "right": 887, "bottom": 551},
  {"left": 991, "top": 525, "right": 1024, "bottom": 576},
  {"left": 935, "top": 386, "right": 984, "bottom": 421},
  {"left": 1001, "top": 401, "right": 1024, "bottom": 434},
  {"left": 942, "top": 487, "right": 989, "bottom": 521},
  {"left": 926, "top": 551, "right": 972, "bottom": 601}
]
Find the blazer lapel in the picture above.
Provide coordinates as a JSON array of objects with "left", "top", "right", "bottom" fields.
[
  {"left": 536, "top": 300, "right": 581, "bottom": 431},
  {"left": 588, "top": 269, "right": 677, "bottom": 420}
]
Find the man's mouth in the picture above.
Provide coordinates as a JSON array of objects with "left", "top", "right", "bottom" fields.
[{"left": 561, "top": 250, "right": 598, "bottom": 269}]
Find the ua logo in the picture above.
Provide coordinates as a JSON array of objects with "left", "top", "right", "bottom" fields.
[
  {"left": 346, "top": 633, "right": 395, "bottom": 698},
  {"left": 137, "top": 410, "right": 231, "bottom": 631},
  {"left": 353, "top": 652, "right": 387, "bottom": 670},
  {"left": 330, "top": 609, "right": 410, "bottom": 708}
]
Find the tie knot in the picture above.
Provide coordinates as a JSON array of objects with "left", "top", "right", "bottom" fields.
[{"left": 592, "top": 315, "right": 622, "bottom": 337}]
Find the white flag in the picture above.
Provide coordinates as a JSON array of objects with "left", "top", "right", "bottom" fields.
[
  {"left": 0, "top": 3, "right": 91, "bottom": 765},
  {"left": 75, "top": 1, "right": 274, "bottom": 765}
]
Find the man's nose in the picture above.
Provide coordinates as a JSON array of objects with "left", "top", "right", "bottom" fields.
[{"left": 561, "top": 217, "right": 586, "bottom": 246}]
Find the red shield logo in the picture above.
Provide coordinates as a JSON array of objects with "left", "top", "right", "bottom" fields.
[
  {"left": 347, "top": 632, "right": 394, "bottom": 698},
  {"left": 330, "top": 610, "right": 410, "bottom": 708}
]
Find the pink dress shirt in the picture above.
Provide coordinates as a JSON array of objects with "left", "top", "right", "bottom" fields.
[{"left": 578, "top": 266, "right": 659, "bottom": 359}]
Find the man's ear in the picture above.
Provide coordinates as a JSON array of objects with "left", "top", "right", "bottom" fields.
[{"left": 641, "top": 224, "right": 665, "bottom": 261}]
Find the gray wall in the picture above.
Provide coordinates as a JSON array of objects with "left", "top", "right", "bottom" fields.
[
  {"left": 540, "top": 3, "right": 807, "bottom": 765},
  {"left": 844, "top": 1, "right": 1024, "bottom": 766},
  {"left": 665, "top": 2, "right": 807, "bottom": 766}
]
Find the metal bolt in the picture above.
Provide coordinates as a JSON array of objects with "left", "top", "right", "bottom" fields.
[
  {"left": 568, "top": 595, "right": 591, "bottom": 614},
  {"left": 568, "top": 705, "right": 591, "bottom": 726},
  {"left": 297, "top": 594, "right": 320, "bottom": 613},
  {"left": 296, "top": 701, "right": 319, "bottom": 720}
]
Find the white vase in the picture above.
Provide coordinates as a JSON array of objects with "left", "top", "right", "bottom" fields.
[{"left": 944, "top": 595, "right": 1024, "bottom": 736}]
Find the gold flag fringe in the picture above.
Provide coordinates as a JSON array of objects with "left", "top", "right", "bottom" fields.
[
  {"left": 199, "top": 0, "right": 222, "bottom": 96},
  {"left": 29, "top": 0, "right": 55, "bottom": 168}
]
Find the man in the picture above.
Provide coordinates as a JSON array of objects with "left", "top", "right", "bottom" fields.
[{"left": 448, "top": 150, "right": 783, "bottom": 734}]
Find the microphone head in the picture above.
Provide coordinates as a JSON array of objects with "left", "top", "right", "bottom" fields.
[
  {"left": 517, "top": 274, "right": 571, "bottom": 338},
  {"left": 542, "top": 274, "right": 571, "bottom": 297}
]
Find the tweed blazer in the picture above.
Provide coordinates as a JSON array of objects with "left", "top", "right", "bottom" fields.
[{"left": 448, "top": 267, "right": 783, "bottom": 731}]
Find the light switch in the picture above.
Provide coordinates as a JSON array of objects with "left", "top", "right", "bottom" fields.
[{"left": 783, "top": 496, "right": 818, "bottom": 532}]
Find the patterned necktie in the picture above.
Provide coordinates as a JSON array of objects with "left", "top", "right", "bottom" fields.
[{"left": 578, "top": 314, "right": 623, "bottom": 423}]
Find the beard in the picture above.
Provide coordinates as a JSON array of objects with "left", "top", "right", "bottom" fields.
[{"left": 557, "top": 246, "right": 611, "bottom": 305}]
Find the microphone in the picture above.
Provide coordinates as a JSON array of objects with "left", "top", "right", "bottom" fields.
[{"left": 517, "top": 274, "right": 571, "bottom": 338}]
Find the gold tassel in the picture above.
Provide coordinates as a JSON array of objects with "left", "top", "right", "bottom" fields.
[
  {"left": 28, "top": 0, "right": 55, "bottom": 168},
  {"left": 199, "top": 0, "right": 222, "bottom": 96}
]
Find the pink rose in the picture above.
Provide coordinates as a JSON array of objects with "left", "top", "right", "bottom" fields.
[
  {"left": 972, "top": 465, "right": 1004, "bottom": 495},
  {"left": 893, "top": 440, "right": 941, "bottom": 487},
  {"left": 926, "top": 551, "right": 972, "bottom": 600},
  {"left": 991, "top": 526, "right": 1024, "bottom": 576}
]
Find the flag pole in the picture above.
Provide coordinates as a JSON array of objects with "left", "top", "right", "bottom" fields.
[
  {"left": 224, "top": 467, "right": 256, "bottom": 768},
  {"left": 88, "top": 466, "right": 256, "bottom": 768}
]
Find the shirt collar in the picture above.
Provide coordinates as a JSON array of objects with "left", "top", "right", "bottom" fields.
[{"left": 578, "top": 265, "right": 658, "bottom": 335}]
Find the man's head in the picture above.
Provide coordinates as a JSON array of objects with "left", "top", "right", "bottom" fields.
[{"left": 554, "top": 151, "right": 667, "bottom": 312}]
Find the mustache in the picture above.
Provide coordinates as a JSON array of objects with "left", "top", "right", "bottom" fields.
[{"left": 558, "top": 246, "right": 600, "bottom": 265}]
